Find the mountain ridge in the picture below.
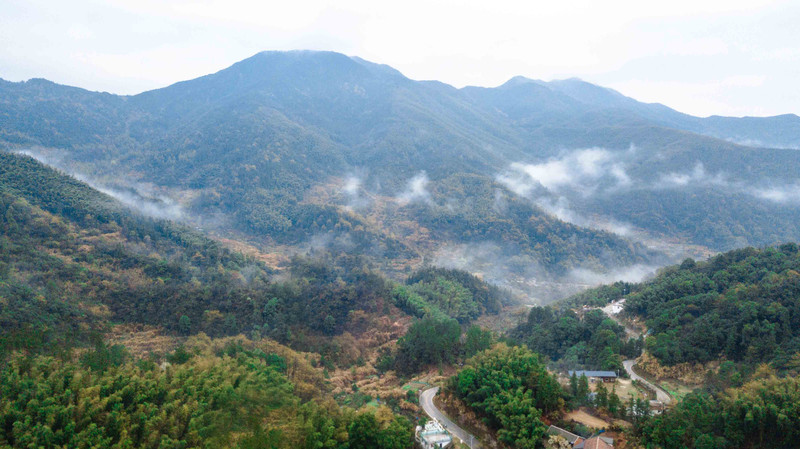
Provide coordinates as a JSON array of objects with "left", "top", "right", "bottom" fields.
[
  {"left": 6, "top": 52, "right": 799, "bottom": 119},
  {"left": 2, "top": 50, "right": 800, "bottom": 298}
]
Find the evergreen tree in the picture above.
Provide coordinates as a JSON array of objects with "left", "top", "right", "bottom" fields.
[
  {"left": 608, "top": 386, "right": 622, "bottom": 417},
  {"left": 595, "top": 381, "right": 609, "bottom": 409},
  {"left": 569, "top": 372, "right": 579, "bottom": 403},
  {"left": 179, "top": 315, "right": 192, "bottom": 335},
  {"left": 577, "top": 374, "right": 590, "bottom": 405}
]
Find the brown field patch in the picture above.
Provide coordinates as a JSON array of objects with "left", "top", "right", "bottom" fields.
[
  {"left": 564, "top": 408, "right": 610, "bottom": 429},
  {"left": 107, "top": 324, "right": 182, "bottom": 358}
]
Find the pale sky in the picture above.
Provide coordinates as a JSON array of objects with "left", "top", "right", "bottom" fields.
[{"left": 1, "top": 0, "right": 798, "bottom": 117}]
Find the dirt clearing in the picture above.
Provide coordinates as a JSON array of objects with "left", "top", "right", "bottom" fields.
[{"left": 564, "top": 409, "right": 610, "bottom": 429}]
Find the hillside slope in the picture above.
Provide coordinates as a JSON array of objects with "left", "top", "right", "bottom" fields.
[
  {"left": 560, "top": 244, "right": 800, "bottom": 371},
  {"left": 2, "top": 50, "right": 800, "bottom": 281}
]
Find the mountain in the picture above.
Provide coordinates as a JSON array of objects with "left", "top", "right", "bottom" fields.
[
  {"left": 3, "top": 49, "right": 800, "bottom": 448},
  {"left": 471, "top": 76, "right": 800, "bottom": 149},
  {"left": 2, "top": 50, "right": 800, "bottom": 300}
]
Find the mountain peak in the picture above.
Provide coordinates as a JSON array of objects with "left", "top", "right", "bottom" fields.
[
  {"left": 503, "top": 75, "right": 537, "bottom": 86},
  {"left": 218, "top": 50, "right": 408, "bottom": 85}
]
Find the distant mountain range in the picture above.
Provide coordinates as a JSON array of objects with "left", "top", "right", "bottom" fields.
[{"left": 2, "top": 50, "right": 799, "bottom": 301}]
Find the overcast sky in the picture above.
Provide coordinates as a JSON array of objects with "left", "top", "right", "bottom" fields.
[{"left": 1, "top": 0, "right": 798, "bottom": 117}]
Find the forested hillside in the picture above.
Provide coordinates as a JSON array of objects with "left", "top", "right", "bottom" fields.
[
  {"left": 0, "top": 336, "right": 416, "bottom": 449},
  {"left": 4, "top": 49, "right": 800, "bottom": 449},
  {"left": 410, "top": 174, "right": 653, "bottom": 275},
  {"left": 622, "top": 244, "right": 800, "bottom": 368},
  {"left": 438, "top": 244, "right": 800, "bottom": 449},
  {"left": 551, "top": 243, "right": 800, "bottom": 374},
  {"left": 1, "top": 151, "right": 516, "bottom": 353},
  {"left": 639, "top": 373, "right": 800, "bottom": 449},
  {"left": 0, "top": 152, "right": 258, "bottom": 355},
  {"left": 0, "top": 152, "right": 524, "bottom": 448},
  {"left": 509, "top": 307, "right": 642, "bottom": 373},
  {"left": 3, "top": 51, "right": 800, "bottom": 290}
]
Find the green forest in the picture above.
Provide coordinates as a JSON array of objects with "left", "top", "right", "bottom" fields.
[
  {"left": 5, "top": 47, "right": 800, "bottom": 449},
  {"left": 0, "top": 337, "right": 414, "bottom": 449},
  {"left": 523, "top": 244, "right": 800, "bottom": 449},
  {"left": 392, "top": 265, "right": 505, "bottom": 323},
  {"left": 0, "top": 152, "right": 513, "bottom": 448},
  {"left": 450, "top": 344, "right": 563, "bottom": 449},
  {"left": 509, "top": 307, "right": 642, "bottom": 373},
  {"left": 639, "top": 373, "right": 800, "bottom": 449},
  {"left": 624, "top": 245, "right": 800, "bottom": 368},
  {"left": 7, "top": 148, "right": 800, "bottom": 449}
]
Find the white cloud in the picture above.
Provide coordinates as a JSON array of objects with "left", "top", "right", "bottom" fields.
[
  {"left": 567, "top": 263, "right": 657, "bottom": 285},
  {"left": 752, "top": 184, "right": 800, "bottom": 204},
  {"left": 498, "top": 147, "right": 632, "bottom": 196},
  {"left": 496, "top": 147, "right": 642, "bottom": 238},
  {"left": 343, "top": 176, "right": 361, "bottom": 195},
  {"left": 341, "top": 175, "right": 370, "bottom": 210},
  {"left": 96, "top": 186, "right": 183, "bottom": 221},
  {"left": 504, "top": 149, "right": 800, "bottom": 233},
  {"left": 397, "top": 172, "right": 431, "bottom": 205},
  {"left": 15, "top": 148, "right": 184, "bottom": 221},
  {"left": 516, "top": 160, "right": 573, "bottom": 191},
  {"left": 610, "top": 163, "right": 631, "bottom": 186},
  {"left": 656, "top": 162, "right": 729, "bottom": 188}
]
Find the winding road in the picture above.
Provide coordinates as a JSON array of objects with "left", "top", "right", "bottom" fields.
[
  {"left": 600, "top": 299, "right": 672, "bottom": 406},
  {"left": 600, "top": 299, "right": 642, "bottom": 339},
  {"left": 419, "top": 387, "right": 481, "bottom": 449},
  {"left": 623, "top": 359, "right": 671, "bottom": 405}
]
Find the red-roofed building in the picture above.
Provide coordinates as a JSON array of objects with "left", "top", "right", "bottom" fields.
[{"left": 574, "top": 436, "right": 613, "bottom": 449}]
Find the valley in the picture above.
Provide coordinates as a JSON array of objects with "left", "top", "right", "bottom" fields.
[{"left": 2, "top": 50, "right": 800, "bottom": 449}]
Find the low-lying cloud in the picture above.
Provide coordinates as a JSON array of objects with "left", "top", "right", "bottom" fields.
[
  {"left": 500, "top": 147, "right": 800, "bottom": 243},
  {"left": 752, "top": 184, "right": 800, "bottom": 204},
  {"left": 397, "top": 171, "right": 431, "bottom": 205},
  {"left": 341, "top": 175, "right": 371, "bottom": 210},
  {"left": 656, "top": 162, "right": 728, "bottom": 189},
  {"left": 723, "top": 136, "right": 800, "bottom": 151},
  {"left": 96, "top": 186, "right": 183, "bottom": 221},
  {"left": 15, "top": 148, "right": 185, "bottom": 221},
  {"left": 430, "top": 241, "right": 661, "bottom": 305},
  {"left": 658, "top": 163, "right": 800, "bottom": 206},
  {"left": 498, "top": 147, "right": 632, "bottom": 197},
  {"left": 566, "top": 263, "right": 658, "bottom": 286},
  {"left": 497, "top": 147, "right": 639, "bottom": 237}
]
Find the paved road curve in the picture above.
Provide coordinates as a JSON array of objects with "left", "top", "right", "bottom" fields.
[
  {"left": 597, "top": 299, "right": 670, "bottom": 405},
  {"left": 419, "top": 387, "right": 481, "bottom": 449},
  {"left": 623, "top": 359, "right": 671, "bottom": 405}
]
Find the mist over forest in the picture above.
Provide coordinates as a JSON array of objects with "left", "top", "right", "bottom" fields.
[
  {"left": 4, "top": 52, "right": 800, "bottom": 302},
  {"left": 3, "top": 47, "right": 800, "bottom": 449}
]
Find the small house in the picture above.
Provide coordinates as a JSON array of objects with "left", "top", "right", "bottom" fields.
[{"left": 568, "top": 370, "right": 618, "bottom": 383}]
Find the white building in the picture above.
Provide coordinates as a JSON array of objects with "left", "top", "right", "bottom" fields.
[{"left": 415, "top": 419, "right": 452, "bottom": 449}]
